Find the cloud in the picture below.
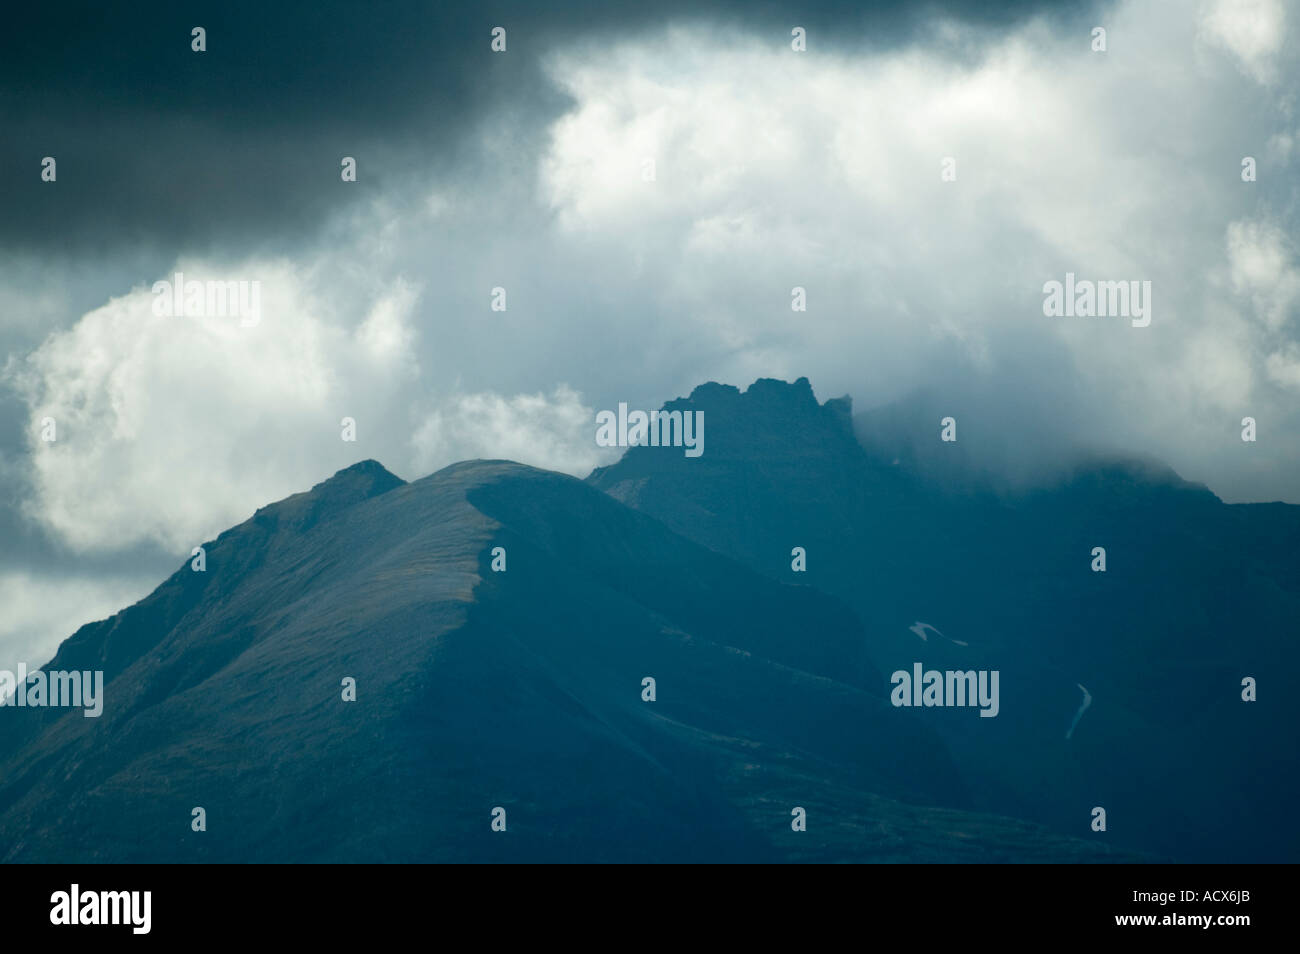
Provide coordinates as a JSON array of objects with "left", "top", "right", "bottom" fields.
[
  {"left": 6, "top": 0, "right": 1300, "bottom": 574},
  {"left": 1265, "top": 344, "right": 1300, "bottom": 388},
  {"left": 4, "top": 261, "right": 425, "bottom": 552},
  {"left": 1227, "top": 219, "right": 1300, "bottom": 332},
  {"left": 529, "top": 4, "right": 1300, "bottom": 499},
  {"left": 3, "top": 256, "right": 613, "bottom": 553},
  {"left": 0, "top": 0, "right": 1094, "bottom": 255},
  {"left": 1200, "top": 0, "right": 1287, "bottom": 85},
  {"left": 410, "top": 386, "right": 612, "bottom": 476}
]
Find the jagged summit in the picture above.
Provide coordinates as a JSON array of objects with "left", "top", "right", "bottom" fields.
[
  {"left": 686, "top": 375, "right": 824, "bottom": 408},
  {"left": 681, "top": 375, "right": 848, "bottom": 420},
  {"left": 590, "top": 377, "right": 860, "bottom": 480},
  {"left": 650, "top": 377, "right": 1214, "bottom": 501}
]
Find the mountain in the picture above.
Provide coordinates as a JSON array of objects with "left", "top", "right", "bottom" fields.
[
  {"left": 0, "top": 457, "right": 1133, "bottom": 862},
  {"left": 588, "top": 377, "right": 1300, "bottom": 862}
]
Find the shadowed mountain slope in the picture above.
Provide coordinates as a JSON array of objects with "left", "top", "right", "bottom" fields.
[
  {"left": 0, "top": 457, "right": 1136, "bottom": 862},
  {"left": 588, "top": 377, "right": 1300, "bottom": 862}
]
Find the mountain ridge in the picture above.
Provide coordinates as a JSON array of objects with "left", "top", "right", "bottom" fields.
[
  {"left": 0, "top": 454, "right": 1144, "bottom": 862},
  {"left": 4, "top": 376, "right": 1290, "bottom": 861}
]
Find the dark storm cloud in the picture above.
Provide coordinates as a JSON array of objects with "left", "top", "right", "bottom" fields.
[{"left": 0, "top": 0, "right": 1102, "bottom": 255}]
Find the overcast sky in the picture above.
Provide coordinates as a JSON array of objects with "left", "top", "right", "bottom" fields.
[{"left": 2, "top": 0, "right": 1298, "bottom": 671}]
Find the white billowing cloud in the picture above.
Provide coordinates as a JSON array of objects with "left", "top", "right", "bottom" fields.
[
  {"left": 0, "top": 571, "right": 154, "bottom": 674},
  {"left": 532, "top": 3, "right": 1300, "bottom": 500},
  {"left": 1265, "top": 130, "right": 1296, "bottom": 165},
  {"left": 1265, "top": 344, "right": 1300, "bottom": 388},
  {"left": 3, "top": 255, "right": 613, "bottom": 554},
  {"left": 410, "top": 386, "right": 613, "bottom": 477},
  {"left": 1226, "top": 219, "right": 1300, "bottom": 332},
  {"left": 5, "top": 260, "right": 427, "bottom": 553},
  {"left": 1224, "top": 218, "right": 1300, "bottom": 393},
  {"left": 1200, "top": 0, "right": 1287, "bottom": 85},
  {"left": 355, "top": 278, "right": 421, "bottom": 368},
  {"left": 7, "top": 0, "right": 1300, "bottom": 573}
]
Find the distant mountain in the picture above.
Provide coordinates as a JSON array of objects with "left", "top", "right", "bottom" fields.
[
  {"left": 589, "top": 377, "right": 1300, "bottom": 862},
  {"left": 0, "top": 457, "right": 1132, "bottom": 862}
]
